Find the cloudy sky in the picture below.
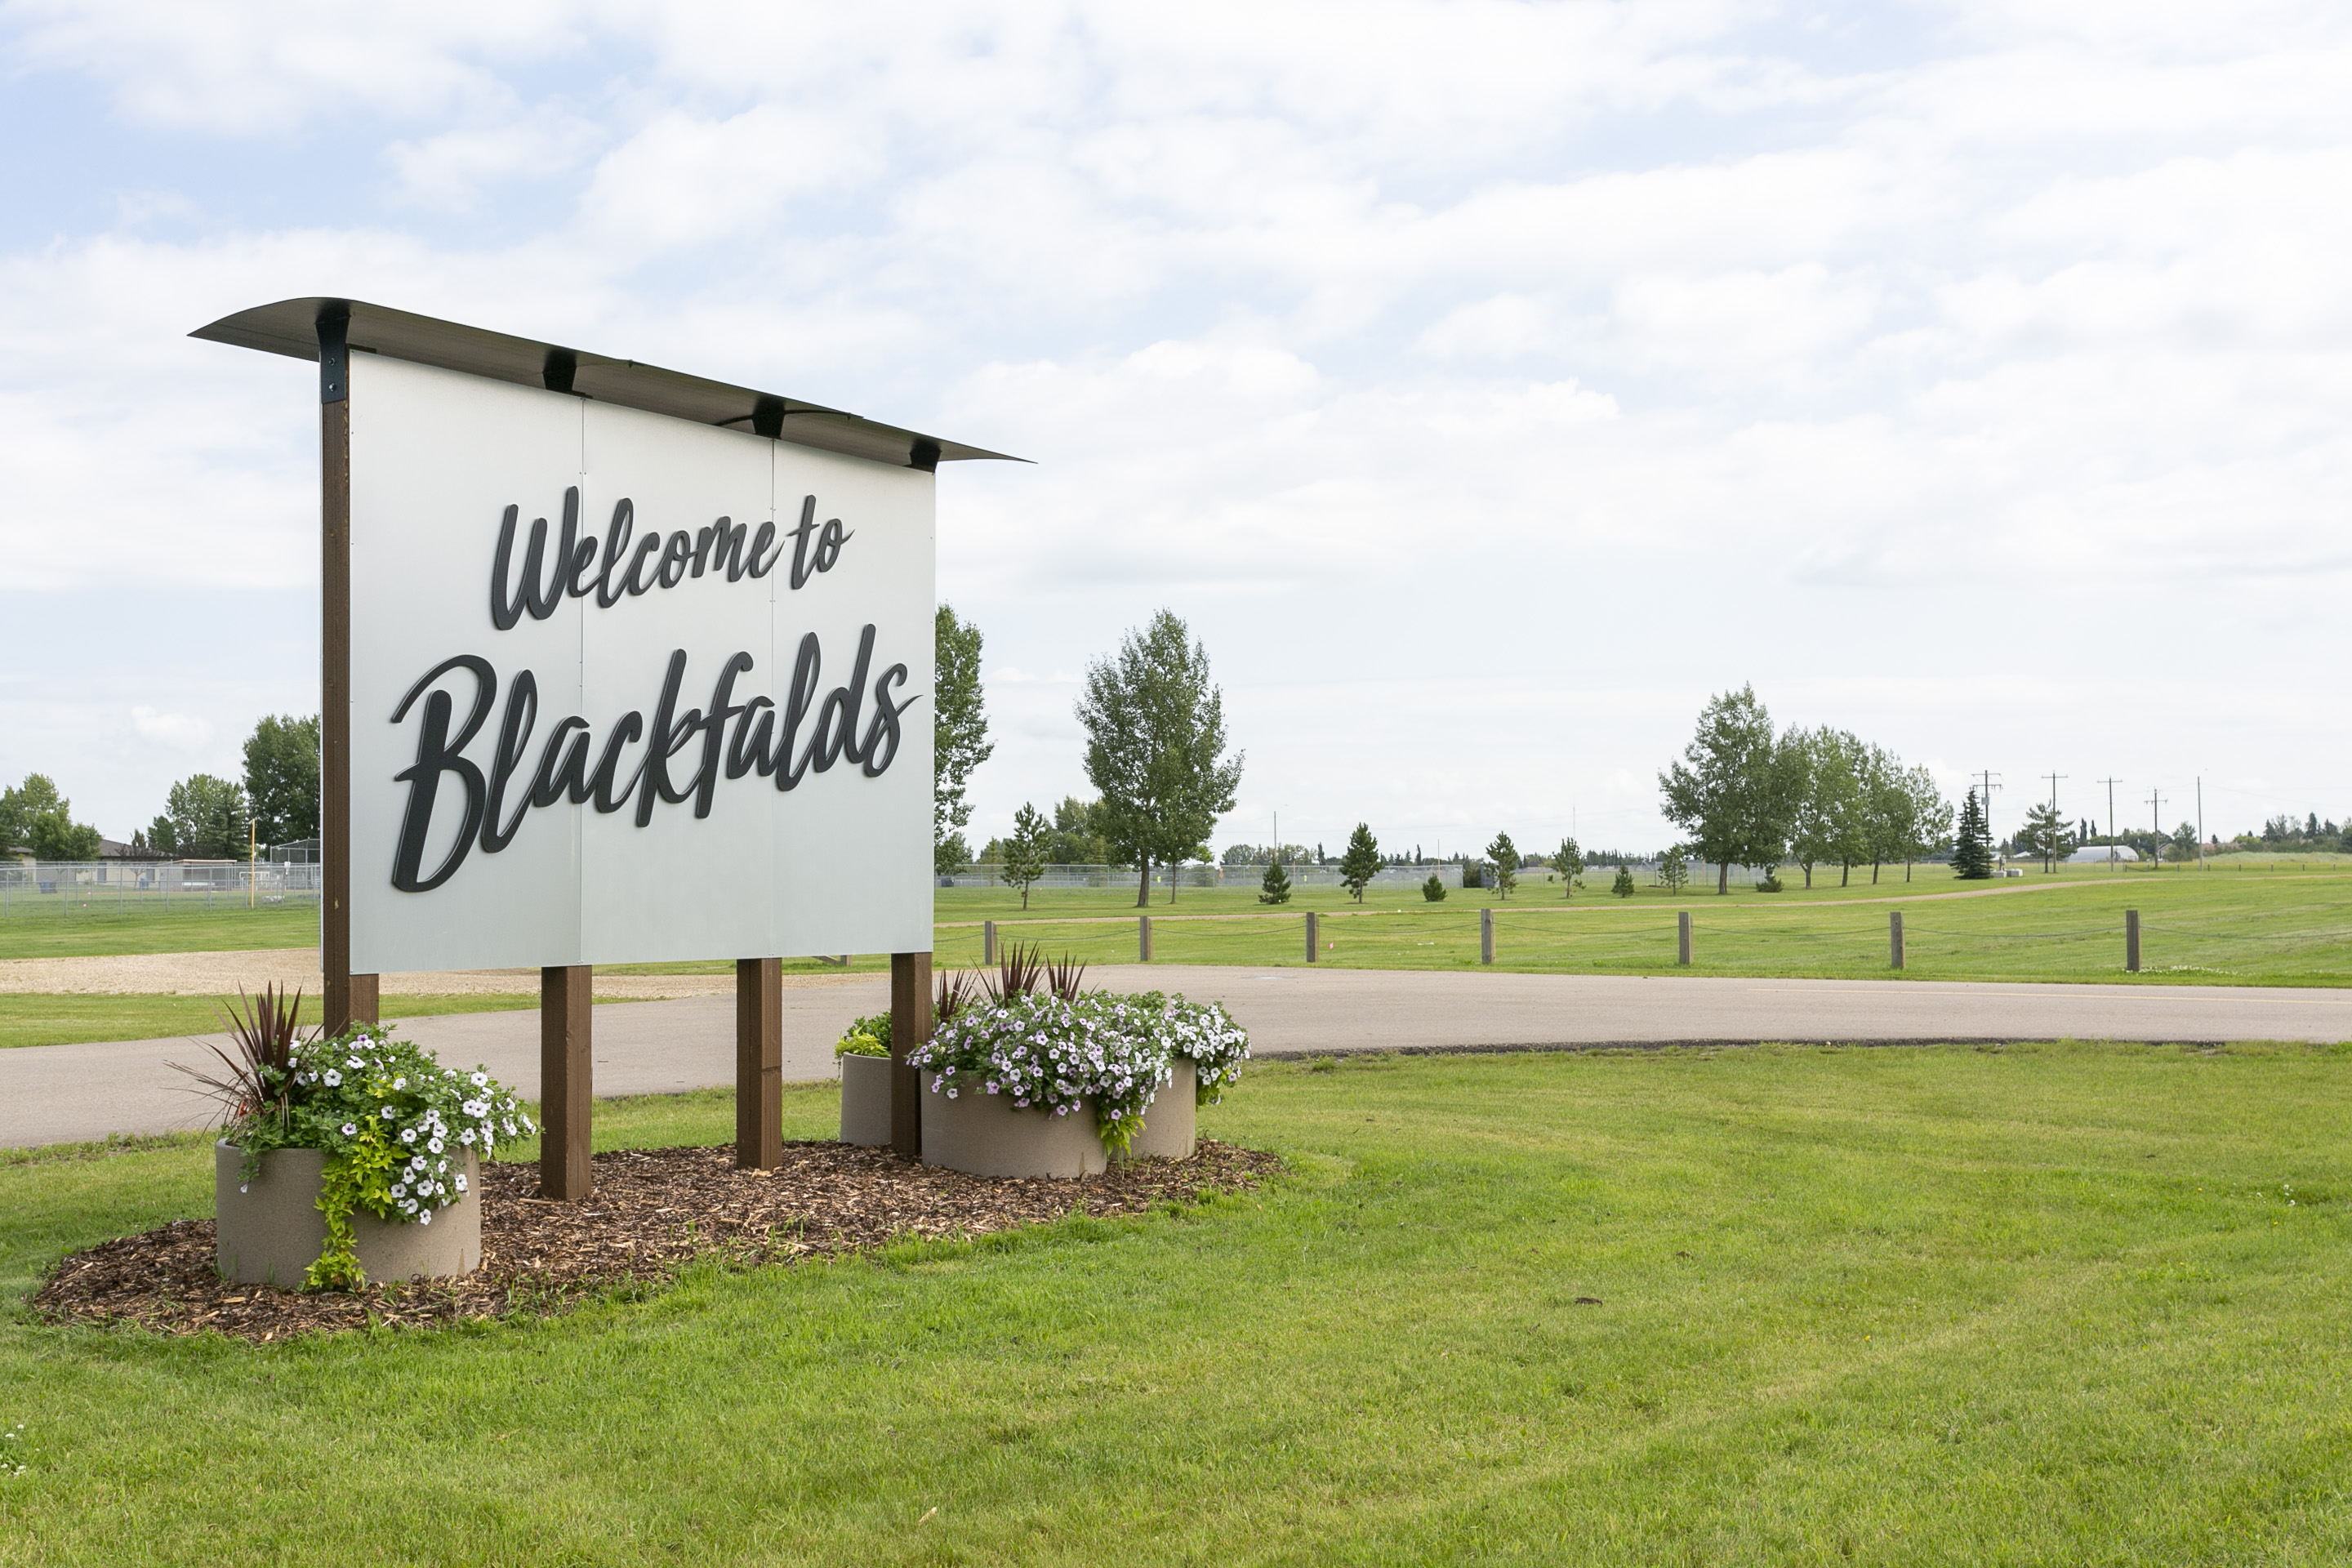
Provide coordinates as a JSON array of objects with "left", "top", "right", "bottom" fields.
[{"left": 1, "top": 0, "right": 2345, "bottom": 858}]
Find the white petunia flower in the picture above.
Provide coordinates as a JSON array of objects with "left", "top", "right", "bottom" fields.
[
  {"left": 381, "top": 1107, "right": 395, "bottom": 1119},
  {"left": 392, "top": 1076, "right": 406, "bottom": 1090},
  {"left": 323, "top": 1069, "right": 342, "bottom": 1087},
  {"left": 341, "top": 1123, "right": 358, "bottom": 1137},
  {"left": 454, "top": 1174, "right": 468, "bottom": 1192},
  {"left": 399, "top": 1128, "right": 416, "bottom": 1143},
  {"left": 460, "top": 1128, "right": 475, "bottom": 1145},
  {"left": 471, "top": 1071, "right": 488, "bottom": 1087},
  {"left": 428, "top": 1136, "right": 444, "bottom": 1154},
  {"left": 418, "top": 1209, "right": 430, "bottom": 1225}
]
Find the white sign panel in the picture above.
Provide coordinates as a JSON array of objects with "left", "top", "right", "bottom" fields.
[{"left": 345, "top": 354, "right": 933, "bottom": 973}]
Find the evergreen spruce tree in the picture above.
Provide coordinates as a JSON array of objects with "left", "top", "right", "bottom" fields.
[
  {"left": 1953, "top": 787, "right": 1994, "bottom": 879},
  {"left": 1421, "top": 872, "right": 1446, "bottom": 902},
  {"left": 1486, "top": 831, "right": 1519, "bottom": 899},
  {"left": 1611, "top": 862, "right": 1637, "bottom": 898},
  {"left": 1258, "top": 855, "right": 1293, "bottom": 905},
  {"left": 1339, "top": 822, "right": 1382, "bottom": 902}
]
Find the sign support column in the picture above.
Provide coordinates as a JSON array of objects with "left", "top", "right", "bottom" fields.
[
  {"left": 889, "top": 951, "right": 933, "bottom": 1156},
  {"left": 736, "top": 957, "right": 782, "bottom": 1169},
  {"left": 541, "top": 964, "right": 594, "bottom": 1198},
  {"left": 318, "top": 307, "right": 377, "bottom": 1036}
]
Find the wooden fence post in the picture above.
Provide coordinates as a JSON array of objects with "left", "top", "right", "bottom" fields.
[
  {"left": 1890, "top": 911, "right": 1905, "bottom": 970},
  {"left": 1305, "top": 911, "right": 1319, "bottom": 962},
  {"left": 983, "top": 920, "right": 996, "bottom": 965},
  {"left": 1139, "top": 915, "right": 1152, "bottom": 962},
  {"left": 1677, "top": 911, "right": 1693, "bottom": 966},
  {"left": 2126, "top": 909, "right": 2140, "bottom": 973},
  {"left": 1481, "top": 907, "right": 1494, "bottom": 964}
]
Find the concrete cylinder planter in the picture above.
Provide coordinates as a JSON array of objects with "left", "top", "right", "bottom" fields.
[
  {"left": 215, "top": 1141, "right": 481, "bottom": 1288},
  {"left": 1116, "top": 1058, "right": 1198, "bottom": 1162},
  {"left": 838, "top": 1052, "right": 894, "bottom": 1147},
  {"left": 919, "top": 1071, "right": 1107, "bottom": 1178}
]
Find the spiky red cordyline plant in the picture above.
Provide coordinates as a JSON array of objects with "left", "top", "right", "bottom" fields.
[
  {"left": 986, "top": 941, "right": 1048, "bottom": 1003},
  {"left": 1046, "top": 952, "right": 1088, "bottom": 1003},
  {"left": 168, "top": 984, "right": 315, "bottom": 1133},
  {"left": 934, "top": 967, "right": 982, "bottom": 1027}
]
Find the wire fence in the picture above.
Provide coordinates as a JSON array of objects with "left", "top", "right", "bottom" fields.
[
  {"left": 0, "top": 860, "right": 323, "bottom": 918},
  {"left": 942, "top": 862, "right": 1471, "bottom": 891},
  {"left": 934, "top": 902, "right": 2352, "bottom": 981}
]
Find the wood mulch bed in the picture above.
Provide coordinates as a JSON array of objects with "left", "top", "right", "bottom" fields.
[{"left": 30, "top": 1140, "right": 1281, "bottom": 1343}]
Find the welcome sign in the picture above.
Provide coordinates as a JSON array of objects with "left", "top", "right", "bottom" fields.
[
  {"left": 195, "top": 300, "right": 1000, "bottom": 978},
  {"left": 342, "top": 353, "right": 929, "bottom": 973}
]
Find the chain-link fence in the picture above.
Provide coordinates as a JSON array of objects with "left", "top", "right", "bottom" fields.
[{"left": 0, "top": 860, "right": 323, "bottom": 917}]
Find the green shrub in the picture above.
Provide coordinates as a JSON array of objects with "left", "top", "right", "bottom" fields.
[{"left": 1422, "top": 874, "right": 1446, "bottom": 902}]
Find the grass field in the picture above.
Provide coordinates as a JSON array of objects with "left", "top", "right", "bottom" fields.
[
  {"left": 929, "top": 869, "right": 2352, "bottom": 987},
  {"left": 4, "top": 866, "right": 2349, "bottom": 1053},
  {"left": 0, "top": 993, "right": 550, "bottom": 1051},
  {"left": 3, "top": 1044, "right": 2350, "bottom": 1564}
]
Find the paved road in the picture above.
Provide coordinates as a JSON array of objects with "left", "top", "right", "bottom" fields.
[{"left": 8, "top": 964, "right": 2350, "bottom": 1147}]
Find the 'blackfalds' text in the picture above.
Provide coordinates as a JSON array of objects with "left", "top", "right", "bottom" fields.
[{"left": 388, "top": 629, "right": 912, "bottom": 893}]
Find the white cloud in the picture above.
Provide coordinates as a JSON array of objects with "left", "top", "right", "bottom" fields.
[
  {"left": 7, "top": 0, "right": 2352, "bottom": 845},
  {"left": 129, "top": 706, "right": 214, "bottom": 750}
]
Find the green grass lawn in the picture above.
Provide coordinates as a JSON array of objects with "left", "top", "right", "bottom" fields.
[
  {"left": 943, "top": 869, "right": 2352, "bottom": 987},
  {"left": 2, "top": 1045, "right": 2350, "bottom": 1564},
  {"left": 0, "top": 993, "right": 553, "bottom": 1050}
]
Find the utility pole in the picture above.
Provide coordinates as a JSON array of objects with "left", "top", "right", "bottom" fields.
[
  {"left": 1980, "top": 771, "right": 2003, "bottom": 861},
  {"left": 2099, "top": 777, "right": 2123, "bottom": 869},
  {"left": 2042, "top": 773, "right": 2067, "bottom": 869},
  {"left": 2149, "top": 788, "right": 2166, "bottom": 871},
  {"left": 2196, "top": 777, "right": 2205, "bottom": 871}
]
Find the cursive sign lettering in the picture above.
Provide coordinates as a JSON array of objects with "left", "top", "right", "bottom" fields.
[
  {"left": 489, "top": 488, "right": 848, "bottom": 629},
  {"left": 387, "top": 632, "right": 917, "bottom": 893}
]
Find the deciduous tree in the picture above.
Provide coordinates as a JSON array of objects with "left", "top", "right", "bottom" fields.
[
  {"left": 164, "top": 774, "right": 249, "bottom": 861},
  {"left": 935, "top": 605, "right": 994, "bottom": 878},
  {"left": 1659, "top": 686, "right": 1790, "bottom": 893},
  {"left": 1075, "top": 611, "right": 1244, "bottom": 906},
  {"left": 243, "top": 713, "right": 320, "bottom": 846}
]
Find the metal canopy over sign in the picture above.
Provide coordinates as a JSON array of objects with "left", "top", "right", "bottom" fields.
[
  {"left": 195, "top": 298, "right": 1007, "bottom": 1183},
  {"left": 194, "top": 296, "right": 1019, "bottom": 470}
]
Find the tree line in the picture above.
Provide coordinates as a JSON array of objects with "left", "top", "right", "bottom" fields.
[
  {"left": 1659, "top": 686, "right": 1954, "bottom": 892},
  {"left": 2, "top": 714, "right": 320, "bottom": 863}
]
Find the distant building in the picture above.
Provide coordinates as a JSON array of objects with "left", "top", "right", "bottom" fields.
[{"left": 2065, "top": 844, "right": 2140, "bottom": 863}]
